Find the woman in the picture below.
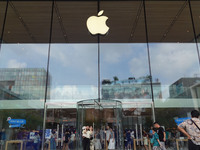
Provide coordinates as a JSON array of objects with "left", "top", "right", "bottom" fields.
[
  {"left": 108, "top": 128, "right": 115, "bottom": 150},
  {"left": 63, "top": 130, "right": 70, "bottom": 150}
]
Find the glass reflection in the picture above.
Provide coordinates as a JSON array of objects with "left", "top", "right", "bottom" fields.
[
  {"left": 147, "top": 1, "right": 200, "bottom": 149},
  {"left": 100, "top": 44, "right": 152, "bottom": 100},
  {"left": 47, "top": 44, "right": 98, "bottom": 101}
]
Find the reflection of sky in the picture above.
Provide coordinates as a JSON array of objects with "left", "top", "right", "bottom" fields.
[{"left": 0, "top": 43, "right": 199, "bottom": 99}]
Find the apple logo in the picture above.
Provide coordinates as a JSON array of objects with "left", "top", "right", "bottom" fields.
[{"left": 86, "top": 10, "right": 109, "bottom": 35}]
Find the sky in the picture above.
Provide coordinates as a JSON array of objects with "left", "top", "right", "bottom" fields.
[{"left": 0, "top": 43, "right": 199, "bottom": 100}]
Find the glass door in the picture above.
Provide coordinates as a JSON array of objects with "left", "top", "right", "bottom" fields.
[{"left": 76, "top": 99, "right": 123, "bottom": 150}]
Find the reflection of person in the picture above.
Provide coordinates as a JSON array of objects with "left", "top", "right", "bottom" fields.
[
  {"left": 153, "top": 122, "right": 166, "bottom": 150},
  {"left": 108, "top": 127, "right": 115, "bottom": 150},
  {"left": 178, "top": 110, "right": 200, "bottom": 150}
]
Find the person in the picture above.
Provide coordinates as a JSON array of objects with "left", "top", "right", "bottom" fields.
[
  {"left": 178, "top": 110, "right": 200, "bottom": 150},
  {"left": 0, "top": 128, "right": 6, "bottom": 150},
  {"left": 33, "top": 132, "right": 40, "bottom": 150},
  {"left": 152, "top": 128, "right": 162, "bottom": 150},
  {"left": 126, "top": 129, "right": 132, "bottom": 150},
  {"left": 143, "top": 130, "right": 149, "bottom": 150},
  {"left": 89, "top": 126, "right": 94, "bottom": 150},
  {"left": 153, "top": 122, "right": 166, "bottom": 150},
  {"left": 165, "top": 129, "right": 170, "bottom": 148},
  {"left": 105, "top": 126, "right": 111, "bottom": 149},
  {"left": 100, "top": 127, "right": 105, "bottom": 149},
  {"left": 94, "top": 129, "right": 102, "bottom": 150},
  {"left": 69, "top": 131, "right": 75, "bottom": 149},
  {"left": 108, "top": 127, "right": 115, "bottom": 150},
  {"left": 63, "top": 130, "right": 70, "bottom": 150},
  {"left": 50, "top": 131, "right": 57, "bottom": 150},
  {"left": 82, "top": 126, "right": 90, "bottom": 150}
]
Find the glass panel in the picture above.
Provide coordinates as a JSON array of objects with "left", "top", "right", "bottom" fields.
[
  {"left": 45, "top": 2, "right": 98, "bottom": 150},
  {"left": 100, "top": 1, "right": 152, "bottom": 101},
  {"left": 0, "top": 1, "right": 51, "bottom": 150},
  {"left": 0, "top": 1, "right": 6, "bottom": 41},
  {"left": 100, "top": 2, "right": 154, "bottom": 149},
  {"left": 100, "top": 5, "right": 154, "bottom": 149},
  {"left": 147, "top": 1, "right": 200, "bottom": 149},
  {"left": 191, "top": 1, "right": 200, "bottom": 55}
]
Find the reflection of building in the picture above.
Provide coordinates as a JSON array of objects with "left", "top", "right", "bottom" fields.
[
  {"left": 102, "top": 77, "right": 162, "bottom": 99},
  {"left": 0, "top": 85, "right": 21, "bottom": 100},
  {"left": 0, "top": 68, "right": 50, "bottom": 100},
  {"left": 169, "top": 77, "right": 200, "bottom": 98}
]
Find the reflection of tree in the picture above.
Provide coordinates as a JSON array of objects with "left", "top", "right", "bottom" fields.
[
  {"left": 102, "top": 79, "right": 111, "bottom": 85},
  {"left": 113, "top": 76, "right": 119, "bottom": 82},
  {"left": 102, "top": 76, "right": 161, "bottom": 99}
]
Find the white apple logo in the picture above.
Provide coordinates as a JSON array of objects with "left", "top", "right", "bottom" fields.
[{"left": 86, "top": 10, "right": 109, "bottom": 35}]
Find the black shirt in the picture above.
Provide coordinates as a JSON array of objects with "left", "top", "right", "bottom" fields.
[
  {"left": 65, "top": 133, "right": 71, "bottom": 143},
  {"left": 157, "top": 127, "right": 165, "bottom": 142}
]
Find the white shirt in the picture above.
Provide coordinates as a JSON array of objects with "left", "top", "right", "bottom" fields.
[
  {"left": 106, "top": 130, "right": 111, "bottom": 141},
  {"left": 82, "top": 129, "right": 88, "bottom": 138},
  {"left": 71, "top": 134, "right": 75, "bottom": 141},
  {"left": 131, "top": 131, "right": 135, "bottom": 139},
  {"left": 33, "top": 135, "right": 40, "bottom": 143},
  {"left": 82, "top": 130, "right": 91, "bottom": 139}
]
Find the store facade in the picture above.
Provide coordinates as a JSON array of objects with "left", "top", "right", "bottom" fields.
[{"left": 0, "top": 0, "right": 200, "bottom": 149}]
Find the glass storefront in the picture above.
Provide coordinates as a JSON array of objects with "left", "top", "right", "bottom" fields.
[{"left": 0, "top": 0, "right": 200, "bottom": 150}]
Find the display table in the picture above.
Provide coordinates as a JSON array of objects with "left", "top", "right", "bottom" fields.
[
  {"left": 5, "top": 140, "right": 23, "bottom": 150},
  {"left": 133, "top": 139, "right": 151, "bottom": 150},
  {"left": 176, "top": 138, "right": 188, "bottom": 150}
]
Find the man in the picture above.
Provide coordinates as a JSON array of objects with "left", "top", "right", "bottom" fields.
[
  {"left": 105, "top": 126, "right": 111, "bottom": 150},
  {"left": 153, "top": 122, "right": 166, "bottom": 150},
  {"left": 33, "top": 132, "right": 40, "bottom": 150},
  {"left": 178, "top": 110, "right": 200, "bottom": 150}
]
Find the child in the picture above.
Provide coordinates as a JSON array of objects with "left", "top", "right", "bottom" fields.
[{"left": 152, "top": 128, "right": 162, "bottom": 150}]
